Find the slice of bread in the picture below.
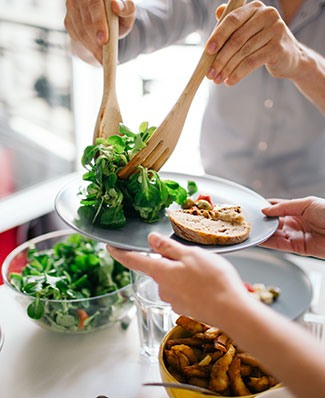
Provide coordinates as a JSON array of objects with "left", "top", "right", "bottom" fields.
[{"left": 168, "top": 205, "right": 250, "bottom": 245}]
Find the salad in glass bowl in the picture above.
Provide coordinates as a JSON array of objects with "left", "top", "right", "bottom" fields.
[{"left": 2, "top": 230, "right": 134, "bottom": 333}]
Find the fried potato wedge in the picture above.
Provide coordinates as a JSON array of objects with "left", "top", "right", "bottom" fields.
[
  {"left": 163, "top": 316, "right": 279, "bottom": 397},
  {"left": 209, "top": 344, "right": 236, "bottom": 393},
  {"left": 176, "top": 315, "right": 210, "bottom": 334},
  {"left": 229, "top": 357, "right": 251, "bottom": 396}
]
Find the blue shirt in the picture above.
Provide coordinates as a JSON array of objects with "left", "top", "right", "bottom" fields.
[{"left": 119, "top": 0, "right": 325, "bottom": 198}]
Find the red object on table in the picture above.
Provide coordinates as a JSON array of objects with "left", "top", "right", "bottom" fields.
[{"left": 0, "top": 148, "right": 18, "bottom": 284}]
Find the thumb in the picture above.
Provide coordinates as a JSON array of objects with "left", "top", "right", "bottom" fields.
[
  {"left": 148, "top": 232, "right": 188, "bottom": 261},
  {"left": 216, "top": 4, "right": 226, "bottom": 20}
]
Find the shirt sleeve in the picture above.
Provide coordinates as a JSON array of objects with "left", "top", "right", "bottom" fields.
[{"left": 118, "top": 0, "right": 218, "bottom": 63}]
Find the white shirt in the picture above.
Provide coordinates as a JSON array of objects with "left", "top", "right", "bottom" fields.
[{"left": 119, "top": 0, "right": 325, "bottom": 198}]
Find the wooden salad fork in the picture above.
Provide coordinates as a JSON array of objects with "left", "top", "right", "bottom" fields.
[
  {"left": 93, "top": 0, "right": 122, "bottom": 143},
  {"left": 118, "top": 0, "right": 247, "bottom": 179}
]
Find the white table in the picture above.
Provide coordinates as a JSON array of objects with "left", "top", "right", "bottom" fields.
[
  {"left": 0, "top": 286, "right": 167, "bottom": 398},
  {"left": 0, "top": 253, "right": 324, "bottom": 398}
]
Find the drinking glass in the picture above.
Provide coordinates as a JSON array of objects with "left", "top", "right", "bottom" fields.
[{"left": 131, "top": 270, "right": 176, "bottom": 360}]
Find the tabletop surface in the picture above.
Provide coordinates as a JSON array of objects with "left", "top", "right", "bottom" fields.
[{"left": 0, "top": 252, "right": 324, "bottom": 398}]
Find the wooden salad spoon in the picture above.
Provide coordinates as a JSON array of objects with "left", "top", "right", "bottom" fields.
[
  {"left": 93, "top": 0, "right": 122, "bottom": 143},
  {"left": 118, "top": 0, "right": 247, "bottom": 179}
]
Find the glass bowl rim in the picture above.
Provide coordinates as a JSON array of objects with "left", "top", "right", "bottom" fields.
[{"left": 1, "top": 229, "right": 132, "bottom": 303}]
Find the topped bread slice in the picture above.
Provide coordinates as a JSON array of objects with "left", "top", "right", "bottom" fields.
[{"left": 168, "top": 205, "right": 250, "bottom": 245}]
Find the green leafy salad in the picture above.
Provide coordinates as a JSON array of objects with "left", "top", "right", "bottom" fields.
[
  {"left": 79, "top": 122, "right": 198, "bottom": 227},
  {"left": 9, "top": 233, "right": 133, "bottom": 333}
]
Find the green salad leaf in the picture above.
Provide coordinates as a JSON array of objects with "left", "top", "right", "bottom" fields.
[
  {"left": 10, "top": 234, "right": 132, "bottom": 332},
  {"left": 79, "top": 122, "right": 197, "bottom": 227}
]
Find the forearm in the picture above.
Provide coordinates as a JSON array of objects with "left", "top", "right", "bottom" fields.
[
  {"left": 118, "top": 0, "right": 215, "bottom": 63},
  {"left": 290, "top": 44, "right": 325, "bottom": 114},
  {"left": 217, "top": 296, "right": 325, "bottom": 397}
]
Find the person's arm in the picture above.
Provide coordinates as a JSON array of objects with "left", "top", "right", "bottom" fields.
[
  {"left": 117, "top": 0, "right": 216, "bottom": 63},
  {"left": 64, "top": 0, "right": 217, "bottom": 65},
  {"left": 286, "top": 44, "right": 325, "bottom": 115},
  {"left": 205, "top": 2, "right": 325, "bottom": 114},
  {"left": 260, "top": 196, "right": 325, "bottom": 258},
  {"left": 108, "top": 232, "right": 325, "bottom": 398},
  {"left": 225, "top": 293, "right": 325, "bottom": 398}
]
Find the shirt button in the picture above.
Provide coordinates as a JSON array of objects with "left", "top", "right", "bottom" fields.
[
  {"left": 258, "top": 141, "right": 268, "bottom": 151},
  {"left": 253, "top": 180, "right": 262, "bottom": 190},
  {"left": 264, "top": 99, "right": 274, "bottom": 109}
]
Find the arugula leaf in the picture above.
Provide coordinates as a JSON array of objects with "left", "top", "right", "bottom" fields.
[
  {"left": 80, "top": 122, "right": 198, "bottom": 228},
  {"left": 10, "top": 234, "right": 132, "bottom": 330}
]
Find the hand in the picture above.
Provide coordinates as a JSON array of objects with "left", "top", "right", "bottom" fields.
[
  {"left": 260, "top": 196, "right": 325, "bottom": 258},
  {"left": 64, "top": 0, "right": 135, "bottom": 64},
  {"left": 205, "top": 1, "right": 303, "bottom": 86},
  {"left": 107, "top": 232, "right": 248, "bottom": 326}
]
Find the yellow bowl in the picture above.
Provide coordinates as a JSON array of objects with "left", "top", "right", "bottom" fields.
[{"left": 159, "top": 325, "right": 281, "bottom": 398}]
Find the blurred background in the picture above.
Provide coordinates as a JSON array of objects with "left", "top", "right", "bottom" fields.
[{"left": 0, "top": 0, "right": 207, "bottom": 279}]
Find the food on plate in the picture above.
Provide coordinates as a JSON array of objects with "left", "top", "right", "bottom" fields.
[
  {"left": 8, "top": 233, "right": 132, "bottom": 332},
  {"left": 79, "top": 122, "right": 198, "bottom": 228},
  {"left": 244, "top": 282, "right": 281, "bottom": 305},
  {"left": 169, "top": 194, "right": 250, "bottom": 245},
  {"left": 163, "top": 315, "right": 279, "bottom": 396}
]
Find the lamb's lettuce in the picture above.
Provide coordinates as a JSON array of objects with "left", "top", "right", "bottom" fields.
[
  {"left": 9, "top": 234, "right": 132, "bottom": 332},
  {"left": 79, "top": 122, "right": 197, "bottom": 227}
]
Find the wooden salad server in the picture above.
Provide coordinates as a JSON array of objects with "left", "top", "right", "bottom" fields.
[
  {"left": 93, "top": 0, "right": 122, "bottom": 143},
  {"left": 118, "top": 0, "right": 246, "bottom": 179}
]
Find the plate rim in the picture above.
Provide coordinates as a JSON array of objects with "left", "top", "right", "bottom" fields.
[{"left": 55, "top": 171, "right": 279, "bottom": 253}]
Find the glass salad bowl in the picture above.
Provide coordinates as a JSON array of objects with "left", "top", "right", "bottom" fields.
[{"left": 2, "top": 230, "right": 134, "bottom": 334}]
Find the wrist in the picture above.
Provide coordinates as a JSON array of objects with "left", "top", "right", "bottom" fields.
[
  {"left": 216, "top": 292, "right": 258, "bottom": 332},
  {"left": 288, "top": 43, "right": 325, "bottom": 113},
  {"left": 289, "top": 43, "right": 319, "bottom": 84},
  {"left": 209, "top": 287, "right": 254, "bottom": 332},
  {"left": 212, "top": 290, "right": 285, "bottom": 354}
]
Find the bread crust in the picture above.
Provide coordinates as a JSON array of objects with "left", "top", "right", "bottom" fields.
[{"left": 169, "top": 207, "right": 250, "bottom": 245}]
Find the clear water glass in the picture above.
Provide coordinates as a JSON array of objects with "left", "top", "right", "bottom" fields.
[{"left": 131, "top": 270, "right": 176, "bottom": 360}]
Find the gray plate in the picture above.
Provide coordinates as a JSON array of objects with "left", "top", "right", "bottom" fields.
[
  {"left": 224, "top": 247, "right": 313, "bottom": 319},
  {"left": 55, "top": 172, "right": 278, "bottom": 253}
]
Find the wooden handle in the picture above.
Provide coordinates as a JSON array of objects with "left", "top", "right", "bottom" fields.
[
  {"left": 181, "top": 0, "right": 247, "bottom": 100},
  {"left": 103, "top": 0, "right": 119, "bottom": 98},
  {"left": 219, "top": 0, "right": 247, "bottom": 20},
  {"left": 93, "top": 0, "right": 122, "bottom": 142}
]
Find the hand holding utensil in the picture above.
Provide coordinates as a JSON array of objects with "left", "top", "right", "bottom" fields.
[
  {"left": 118, "top": 0, "right": 246, "bottom": 179},
  {"left": 93, "top": 0, "right": 122, "bottom": 142}
]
